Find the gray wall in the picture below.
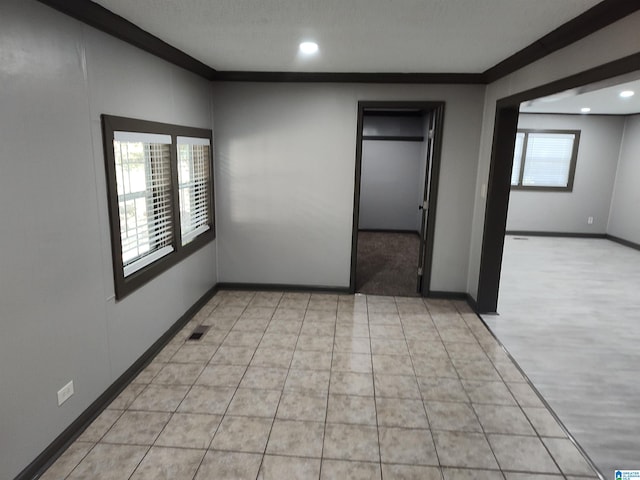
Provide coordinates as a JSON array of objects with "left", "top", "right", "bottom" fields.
[
  {"left": 359, "top": 116, "right": 426, "bottom": 231},
  {"left": 362, "top": 116, "right": 424, "bottom": 136},
  {"left": 211, "top": 82, "right": 484, "bottom": 292},
  {"left": 608, "top": 114, "right": 640, "bottom": 244},
  {"left": 506, "top": 114, "right": 624, "bottom": 233},
  {"left": 0, "top": 1, "right": 217, "bottom": 478},
  {"left": 5, "top": 2, "right": 638, "bottom": 475},
  {"left": 467, "top": 10, "right": 640, "bottom": 299},
  {"left": 359, "top": 140, "right": 424, "bottom": 231}
]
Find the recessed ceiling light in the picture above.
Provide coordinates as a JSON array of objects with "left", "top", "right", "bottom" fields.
[
  {"left": 581, "top": 107, "right": 591, "bottom": 113},
  {"left": 299, "top": 42, "right": 319, "bottom": 55},
  {"left": 620, "top": 90, "right": 635, "bottom": 98}
]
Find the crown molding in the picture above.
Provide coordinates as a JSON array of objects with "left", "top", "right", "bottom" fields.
[
  {"left": 37, "top": 0, "right": 640, "bottom": 84},
  {"left": 37, "top": 0, "right": 217, "bottom": 79},
  {"left": 483, "top": 0, "right": 640, "bottom": 83},
  {"left": 210, "top": 71, "right": 485, "bottom": 84}
]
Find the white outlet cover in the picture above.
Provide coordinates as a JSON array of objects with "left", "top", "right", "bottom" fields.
[{"left": 57, "top": 381, "right": 74, "bottom": 406}]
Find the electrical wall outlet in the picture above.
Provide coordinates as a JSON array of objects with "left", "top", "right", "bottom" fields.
[
  {"left": 588, "top": 216, "right": 594, "bottom": 225},
  {"left": 57, "top": 381, "right": 74, "bottom": 406}
]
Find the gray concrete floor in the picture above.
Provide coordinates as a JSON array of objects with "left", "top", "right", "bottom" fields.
[{"left": 483, "top": 235, "right": 640, "bottom": 477}]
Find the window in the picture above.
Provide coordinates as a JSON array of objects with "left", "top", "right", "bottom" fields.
[
  {"left": 102, "top": 115, "right": 215, "bottom": 299},
  {"left": 177, "top": 137, "right": 212, "bottom": 245},
  {"left": 511, "top": 129, "right": 580, "bottom": 191}
]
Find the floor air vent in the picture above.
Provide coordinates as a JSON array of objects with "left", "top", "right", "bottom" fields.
[
  {"left": 513, "top": 237, "right": 529, "bottom": 240},
  {"left": 188, "top": 325, "right": 210, "bottom": 341}
]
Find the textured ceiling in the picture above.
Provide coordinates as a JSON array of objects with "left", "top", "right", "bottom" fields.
[{"left": 93, "top": 0, "right": 601, "bottom": 73}]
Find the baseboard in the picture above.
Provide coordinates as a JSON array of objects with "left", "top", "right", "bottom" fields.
[
  {"left": 426, "top": 290, "right": 481, "bottom": 315},
  {"left": 427, "top": 290, "right": 468, "bottom": 300},
  {"left": 17, "top": 284, "right": 219, "bottom": 480},
  {"left": 606, "top": 234, "right": 640, "bottom": 252},
  {"left": 217, "top": 282, "right": 351, "bottom": 294},
  {"left": 505, "top": 230, "right": 640, "bottom": 251},
  {"left": 466, "top": 294, "right": 480, "bottom": 314},
  {"left": 506, "top": 230, "right": 607, "bottom": 239},
  {"left": 358, "top": 228, "right": 420, "bottom": 236}
]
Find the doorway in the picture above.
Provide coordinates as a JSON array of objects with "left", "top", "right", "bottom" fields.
[
  {"left": 477, "top": 62, "right": 640, "bottom": 475},
  {"left": 350, "top": 101, "right": 445, "bottom": 297},
  {"left": 476, "top": 53, "right": 640, "bottom": 312}
]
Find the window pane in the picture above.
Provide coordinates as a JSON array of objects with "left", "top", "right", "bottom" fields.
[
  {"left": 104, "top": 116, "right": 216, "bottom": 299},
  {"left": 114, "top": 139, "right": 174, "bottom": 274},
  {"left": 522, "top": 133, "right": 575, "bottom": 187},
  {"left": 511, "top": 132, "right": 525, "bottom": 186},
  {"left": 177, "top": 138, "right": 211, "bottom": 245}
]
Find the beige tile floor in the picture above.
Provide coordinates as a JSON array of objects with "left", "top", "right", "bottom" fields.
[{"left": 41, "top": 291, "right": 600, "bottom": 480}]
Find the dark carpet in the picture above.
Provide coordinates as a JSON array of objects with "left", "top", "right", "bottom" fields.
[{"left": 356, "top": 231, "right": 421, "bottom": 297}]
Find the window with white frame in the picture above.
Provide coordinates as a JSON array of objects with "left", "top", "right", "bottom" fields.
[
  {"left": 511, "top": 129, "right": 580, "bottom": 191},
  {"left": 177, "top": 137, "right": 212, "bottom": 245},
  {"left": 102, "top": 115, "right": 214, "bottom": 299},
  {"left": 113, "top": 132, "right": 174, "bottom": 276}
]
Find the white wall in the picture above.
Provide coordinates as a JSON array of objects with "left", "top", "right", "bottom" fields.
[
  {"left": 467, "top": 10, "right": 640, "bottom": 299},
  {"left": 359, "top": 115, "right": 426, "bottom": 231},
  {"left": 506, "top": 114, "right": 624, "bottom": 233},
  {"left": 0, "top": 2, "right": 216, "bottom": 478},
  {"left": 211, "top": 82, "right": 484, "bottom": 291},
  {"left": 608, "top": 114, "right": 640, "bottom": 244}
]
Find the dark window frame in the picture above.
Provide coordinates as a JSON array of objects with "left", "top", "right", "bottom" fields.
[
  {"left": 511, "top": 128, "right": 580, "bottom": 192},
  {"left": 102, "top": 114, "right": 215, "bottom": 300}
]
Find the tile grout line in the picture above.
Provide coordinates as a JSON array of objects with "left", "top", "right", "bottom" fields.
[
  {"left": 125, "top": 445, "right": 154, "bottom": 480},
  {"left": 317, "top": 295, "right": 339, "bottom": 480},
  {"left": 365, "top": 295, "right": 385, "bottom": 478},
  {"left": 63, "top": 302, "right": 215, "bottom": 479},
  {"left": 49, "top": 292, "right": 600, "bottom": 480},
  {"left": 423, "top": 299, "right": 464, "bottom": 461},
  {"left": 462, "top": 295, "right": 604, "bottom": 479},
  {"left": 58, "top": 440, "right": 100, "bottom": 480},
  {"left": 188, "top": 291, "right": 256, "bottom": 480},
  {"left": 255, "top": 292, "right": 310, "bottom": 480},
  {"left": 434, "top": 300, "right": 506, "bottom": 476},
  {"left": 467, "top": 329, "right": 566, "bottom": 479},
  {"left": 454, "top": 300, "right": 576, "bottom": 479},
  {"left": 398, "top": 296, "right": 444, "bottom": 478},
  {"left": 65, "top": 295, "right": 230, "bottom": 480}
]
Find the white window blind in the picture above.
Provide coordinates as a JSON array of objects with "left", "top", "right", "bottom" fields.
[
  {"left": 104, "top": 115, "right": 216, "bottom": 299},
  {"left": 522, "top": 132, "right": 575, "bottom": 187},
  {"left": 114, "top": 134, "right": 174, "bottom": 276},
  {"left": 510, "top": 130, "right": 578, "bottom": 189},
  {"left": 511, "top": 132, "right": 525, "bottom": 186},
  {"left": 177, "top": 137, "right": 211, "bottom": 245}
]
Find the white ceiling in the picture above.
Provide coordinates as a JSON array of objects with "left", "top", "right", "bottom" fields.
[
  {"left": 93, "top": 0, "right": 601, "bottom": 73},
  {"left": 520, "top": 74, "right": 640, "bottom": 115}
]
